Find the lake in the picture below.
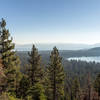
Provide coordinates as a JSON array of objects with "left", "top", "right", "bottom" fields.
[{"left": 68, "top": 56, "right": 100, "bottom": 63}]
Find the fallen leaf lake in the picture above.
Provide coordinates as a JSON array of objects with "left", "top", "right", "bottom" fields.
[{"left": 68, "top": 56, "right": 100, "bottom": 63}]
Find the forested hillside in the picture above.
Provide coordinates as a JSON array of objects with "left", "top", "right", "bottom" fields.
[
  {"left": 17, "top": 51, "right": 100, "bottom": 86},
  {"left": 17, "top": 47, "right": 100, "bottom": 61},
  {"left": 0, "top": 19, "right": 100, "bottom": 100}
]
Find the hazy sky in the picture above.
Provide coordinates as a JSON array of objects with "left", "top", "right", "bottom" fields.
[{"left": 0, "top": 0, "right": 100, "bottom": 44}]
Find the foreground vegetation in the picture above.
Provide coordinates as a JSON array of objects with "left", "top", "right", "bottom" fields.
[{"left": 0, "top": 19, "right": 100, "bottom": 100}]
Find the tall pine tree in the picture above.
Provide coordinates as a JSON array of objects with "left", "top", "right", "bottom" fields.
[
  {"left": 0, "top": 18, "right": 21, "bottom": 95},
  {"left": 27, "top": 44, "right": 45, "bottom": 99},
  {"left": 28, "top": 44, "right": 44, "bottom": 86},
  {"left": 48, "top": 47, "right": 65, "bottom": 100}
]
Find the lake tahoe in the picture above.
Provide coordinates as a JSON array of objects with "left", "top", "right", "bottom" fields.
[{"left": 68, "top": 56, "right": 100, "bottom": 63}]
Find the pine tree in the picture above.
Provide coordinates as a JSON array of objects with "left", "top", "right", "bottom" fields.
[
  {"left": 48, "top": 47, "right": 65, "bottom": 100},
  {"left": 0, "top": 18, "right": 21, "bottom": 95},
  {"left": 87, "top": 73, "right": 92, "bottom": 100},
  {"left": 71, "top": 77, "right": 80, "bottom": 100},
  {"left": 94, "top": 73, "right": 100, "bottom": 97},
  {"left": 27, "top": 44, "right": 45, "bottom": 99},
  {"left": 28, "top": 44, "right": 44, "bottom": 86}
]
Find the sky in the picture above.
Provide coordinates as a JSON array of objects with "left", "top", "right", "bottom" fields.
[{"left": 0, "top": 0, "right": 100, "bottom": 44}]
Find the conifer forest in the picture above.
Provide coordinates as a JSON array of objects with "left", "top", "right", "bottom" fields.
[{"left": 0, "top": 18, "right": 100, "bottom": 100}]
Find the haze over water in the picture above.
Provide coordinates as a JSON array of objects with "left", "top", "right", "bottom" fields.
[{"left": 68, "top": 56, "right": 100, "bottom": 63}]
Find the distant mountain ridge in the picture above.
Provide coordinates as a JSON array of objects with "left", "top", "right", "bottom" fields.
[
  {"left": 89, "top": 47, "right": 100, "bottom": 51},
  {"left": 59, "top": 47, "right": 100, "bottom": 58},
  {"left": 15, "top": 43, "right": 100, "bottom": 51}
]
